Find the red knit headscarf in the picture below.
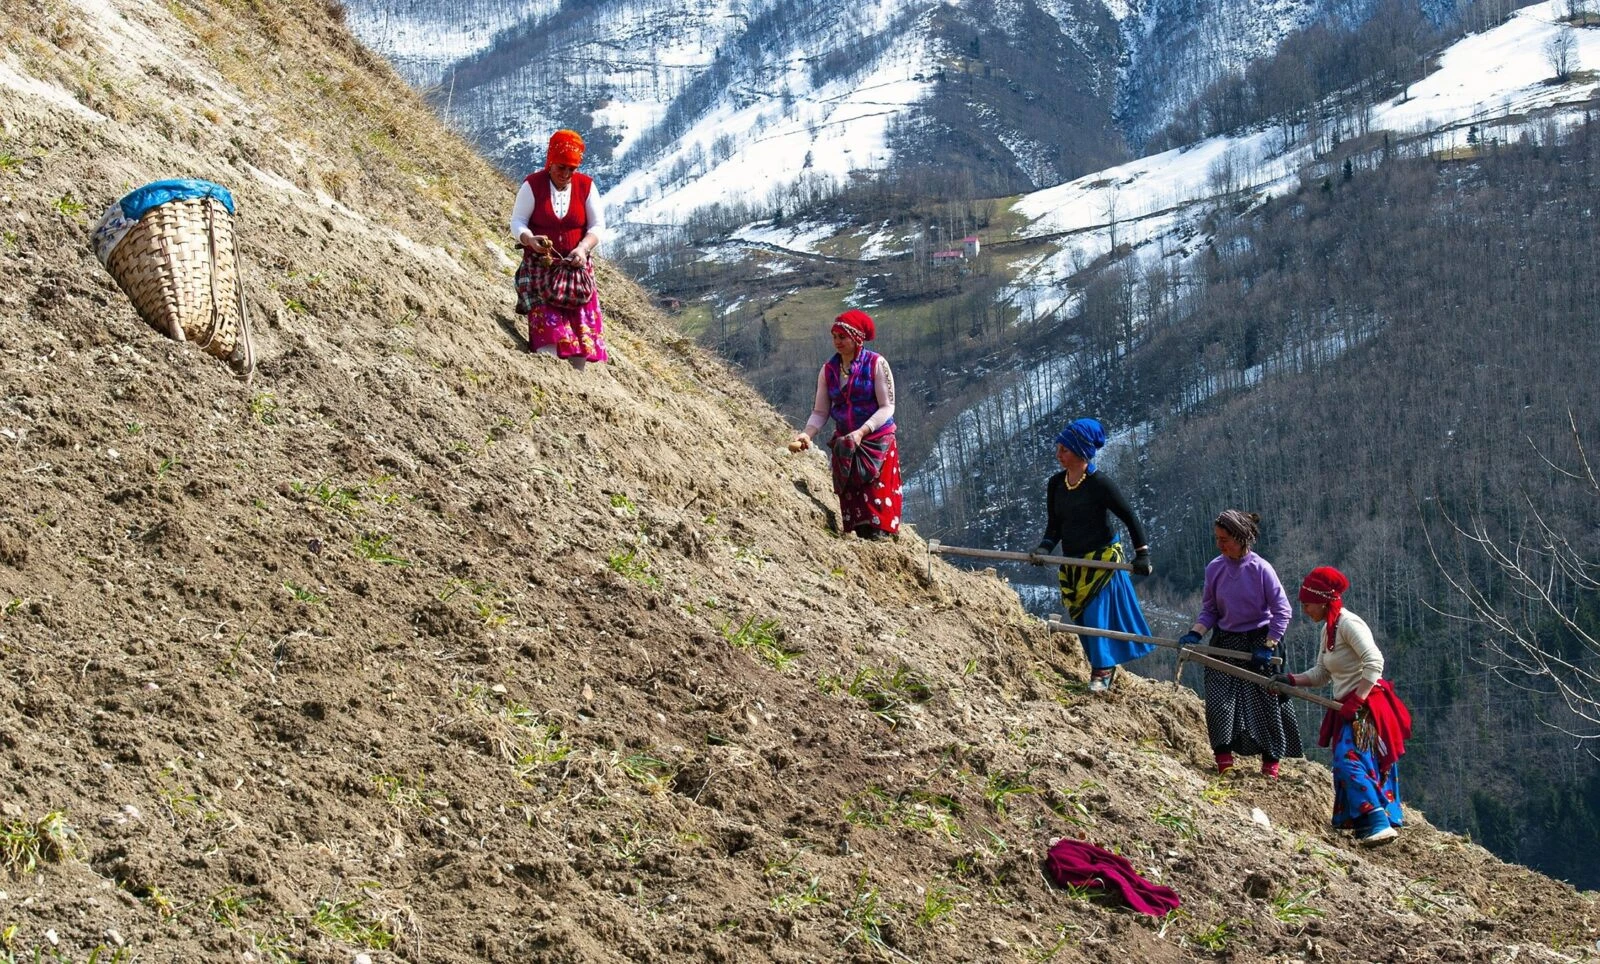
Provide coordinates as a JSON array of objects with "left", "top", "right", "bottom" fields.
[
  {"left": 546, "top": 130, "right": 585, "bottom": 169},
  {"left": 832, "top": 309, "right": 875, "bottom": 347},
  {"left": 1299, "top": 566, "right": 1350, "bottom": 651}
]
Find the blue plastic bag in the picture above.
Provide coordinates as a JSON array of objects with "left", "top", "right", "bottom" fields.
[{"left": 92, "top": 179, "right": 235, "bottom": 265}]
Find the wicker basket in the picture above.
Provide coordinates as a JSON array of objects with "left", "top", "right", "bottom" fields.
[{"left": 103, "top": 195, "right": 255, "bottom": 377}]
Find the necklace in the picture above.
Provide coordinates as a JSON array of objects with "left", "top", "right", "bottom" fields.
[{"left": 1064, "top": 469, "right": 1088, "bottom": 491}]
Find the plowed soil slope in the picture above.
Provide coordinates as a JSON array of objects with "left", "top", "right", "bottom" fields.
[{"left": 0, "top": 1, "right": 1595, "bottom": 961}]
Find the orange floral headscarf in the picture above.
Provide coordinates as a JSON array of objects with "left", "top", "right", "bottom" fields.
[{"left": 546, "top": 130, "right": 585, "bottom": 169}]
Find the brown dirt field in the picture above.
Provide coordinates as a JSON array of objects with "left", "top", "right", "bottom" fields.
[{"left": 0, "top": 0, "right": 1597, "bottom": 961}]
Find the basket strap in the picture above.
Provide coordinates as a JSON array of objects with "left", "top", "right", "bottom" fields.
[
  {"left": 230, "top": 220, "right": 255, "bottom": 379},
  {"left": 197, "top": 200, "right": 223, "bottom": 351}
]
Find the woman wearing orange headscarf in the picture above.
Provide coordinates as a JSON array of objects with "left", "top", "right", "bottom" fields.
[
  {"left": 787, "top": 310, "right": 901, "bottom": 540},
  {"left": 1273, "top": 566, "right": 1412, "bottom": 847},
  {"left": 510, "top": 130, "right": 609, "bottom": 368}
]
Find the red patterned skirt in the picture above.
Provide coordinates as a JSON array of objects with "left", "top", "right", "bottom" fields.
[{"left": 831, "top": 428, "right": 902, "bottom": 535}]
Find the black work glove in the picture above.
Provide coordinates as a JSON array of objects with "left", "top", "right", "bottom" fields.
[
  {"left": 1177, "top": 631, "right": 1202, "bottom": 648},
  {"left": 1131, "top": 548, "right": 1152, "bottom": 576},
  {"left": 1029, "top": 544, "right": 1050, "bottom": 565},
  {"left": 1270, "top": 673, "right": 1298, "bottom": 688}
]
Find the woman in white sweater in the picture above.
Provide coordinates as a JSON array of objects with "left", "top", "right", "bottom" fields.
[
  {"left": 1275, "top": 566, "right": 1413, "bottom": 846},
  {"left": 509, "top": 129, "right": 609, "bottom": 367}
]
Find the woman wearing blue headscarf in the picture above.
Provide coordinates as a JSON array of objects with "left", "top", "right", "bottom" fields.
[{"left": 1032, "top": 418, "right": 1155, "bottom": 692}]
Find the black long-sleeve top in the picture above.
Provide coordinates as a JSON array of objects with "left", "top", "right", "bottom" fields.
[{"left": 1035, "top": 470, "right": 1148, "bottom": 558}]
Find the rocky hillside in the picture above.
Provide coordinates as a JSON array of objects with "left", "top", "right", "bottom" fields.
[{"left": 0, "top": 1, "right": 1596, "bottom": 961}]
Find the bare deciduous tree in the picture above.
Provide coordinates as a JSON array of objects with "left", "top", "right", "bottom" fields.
[
  {"left": 1544, "top": 29, "right": 1578, "bottom": 81},
  {"left": 1426, "top": 413, "right": 1600, "bottom": 757}
]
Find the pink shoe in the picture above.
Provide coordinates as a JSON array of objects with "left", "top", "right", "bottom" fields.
[
  {"left": 1261, "top": 759, "right": 1280, "bottom": 779},
  {"left": 1214, "top": 752, "right": 1234, "bottom": 774}
]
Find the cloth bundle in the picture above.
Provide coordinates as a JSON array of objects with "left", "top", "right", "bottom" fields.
[
  {"left": 829, "top": 426, "right": 893, "bottom": 493},
  {"left": 1317, "top": 678, "right": 1411, "bottom": 774},
  {"left": 516, "top": 248, "right": 595, "bottom": 314},
  {"left": 1056, "top": 542, "right": 1121, "bottom": 619}
]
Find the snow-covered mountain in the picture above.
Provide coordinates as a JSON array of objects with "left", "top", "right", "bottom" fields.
[
  {"left": 570, "top": 0, "right": 1595, "bottom": 559},
  {"left": 342, "top": 0, "right": 1422, "bottom": 226}
]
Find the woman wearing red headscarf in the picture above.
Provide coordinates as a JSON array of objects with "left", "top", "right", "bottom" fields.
[
  {"left": 510, "top": 129, "right": 609, "bottom": 368},
  {"left": 787, "top": 310, "right": 901, "bottom": 540},
  {"left": 1273, "top": 566, "right": 1412, "bottom": 847}
]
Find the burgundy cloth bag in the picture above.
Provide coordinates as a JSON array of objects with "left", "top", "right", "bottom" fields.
[
  {"left": 535, "top": 259, "right": 595, "bottom": 310},
  {"left": 515, "top": 250, "right": 595, "bottom": 314},
  {"left": 1044, "top": 839, "right": 1182, "bottom": 916}
]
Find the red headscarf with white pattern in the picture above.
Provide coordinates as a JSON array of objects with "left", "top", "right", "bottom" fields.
[
  {"left": 1299, "top": 566, "right": 1350, "bottom": 652},
  {"left": 832, "top": 309, "right": 875, "bottom": 348}
]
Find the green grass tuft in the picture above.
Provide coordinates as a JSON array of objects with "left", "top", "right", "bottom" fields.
[
  {"left": 0, "top": 810, "right": 75, "bottom": 874},
  {"left": 722, "top": 616, "right": 800, "bottom": 671}
]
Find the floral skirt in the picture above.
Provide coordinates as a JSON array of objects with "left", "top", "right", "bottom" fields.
[
  {"left": 1330, "top": 718, "right": 1403, "bottom": 830},
  {"left": 836, "top": 433, "right": 901, "bottom": 535},
  {"left": 528, "top": 289, "right": 608, "bottom": 363}
]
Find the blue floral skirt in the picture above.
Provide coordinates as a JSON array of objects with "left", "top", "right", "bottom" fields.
[{"left": 1330, "top": 718, "right": 1403, "bottom": 830}]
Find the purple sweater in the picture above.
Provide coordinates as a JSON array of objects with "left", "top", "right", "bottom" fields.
[{"left": 1197, "top": 552, "right": 1291, "bottom": 640}]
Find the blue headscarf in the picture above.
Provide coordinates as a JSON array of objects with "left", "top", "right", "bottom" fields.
[{"left": 1054, "top": 418, "right": 1106, "bottom": 472}]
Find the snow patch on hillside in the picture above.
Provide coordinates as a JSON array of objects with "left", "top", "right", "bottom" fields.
[
  {"left": 733, "top": 221, "right": 843, "bottom": 254},
  {"left": 859, "top": 223, "right": 909, "bottom": 259},
  {"left": 1378, "top": 1, "right": 1600, "bottom": 139},
  {"left": 0, "top": 60, "right": 107, "bottom": 122},
  {"left": 612, "top": 32, "right": 937, "bottom": 226},
  {"left": 591, "top": 99, "right": 669, "bottom": 165},
  {"left": 995, "top": 131, "right": 1061, "bottom": 188},
  {"left": 1015, "top": 131, "right": 1282, "bottom": 234},
  {"left": 344, "top": 0, "right": 560, "bottom": 87}
]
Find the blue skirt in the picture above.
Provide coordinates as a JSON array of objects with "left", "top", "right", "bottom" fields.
[
  {"left": 1074, "top": 570, "right": 1156, "bottom": 671},
  {"left": 1330, "top": 719, "right": 1403, "bottom": 830}
]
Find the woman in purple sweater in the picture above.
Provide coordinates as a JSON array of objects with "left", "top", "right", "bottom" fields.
[{"left": 1177, "top": 510, "right": 1303, "bottom": 777}]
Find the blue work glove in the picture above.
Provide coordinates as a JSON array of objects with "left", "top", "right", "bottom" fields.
[
  {"left": 1177, "top": 631, "right": 1202, "bottom": 648},
  {"left": 1249, "top": 646, "right": 1277, "bottom": 671}
]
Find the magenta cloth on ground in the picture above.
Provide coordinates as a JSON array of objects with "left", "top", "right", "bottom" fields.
[{"left": 1044, "top": 839, "right": 1182, "bottom": 916}]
